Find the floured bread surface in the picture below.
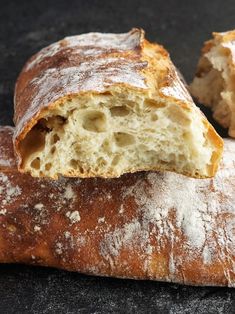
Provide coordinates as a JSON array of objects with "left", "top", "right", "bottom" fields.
[
  {"left": 0, "top": 126, "right": 17, "bottom": 170},
  {"left": 190, "top": 30, "right": 235, "bottom": 138},
  {"left": 14, "top": 28, "right": 223, "bottom": 179},
  {"left": 0, "top": 127, "right": 234, "bottom": 286}
]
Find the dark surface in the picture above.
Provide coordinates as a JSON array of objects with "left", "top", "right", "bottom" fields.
[{"left": 0, "top": 0, "right": 235, "bottom": 313}]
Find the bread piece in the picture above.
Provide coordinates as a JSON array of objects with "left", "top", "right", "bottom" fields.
[
  {"left": 0, "top": 126, "right": 234, "bottom": 286},
  {"left": 14, "top": 28, "right": 223, "bottom": 179},
  {"left": 190, "top": 30, "right": 235, "bottom": 137}
]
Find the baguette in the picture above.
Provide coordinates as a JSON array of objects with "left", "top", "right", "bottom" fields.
[
  {"left": 190, "top": 30, "right": 235, "bottom": 137},
  {"left": 0, "top": 126, "right": 234, "bottom": 286},
  {"left": 14, "top": 28, "right": 223, "bottom": 179}
]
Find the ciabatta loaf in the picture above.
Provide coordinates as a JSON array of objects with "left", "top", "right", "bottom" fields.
[
  {"left": 0, "top": 126, "right": 234, "bottom": 286},
  {"left": 14, "top": 29, "right": 223, "bottom": 179},
  {"left": 191, "top": 30, "right": 235, "bottom": 137}
]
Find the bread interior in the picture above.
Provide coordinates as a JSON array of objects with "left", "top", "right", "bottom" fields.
[
  {"left": 190, "top": 44, "right": 235, "bottom": 134},
  {"left": 19, "top": 92, "right": 214, "bottom": 178}
]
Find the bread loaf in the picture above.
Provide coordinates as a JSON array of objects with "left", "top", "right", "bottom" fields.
[
  {"left": 190, "top": 30, "right": 235, "bottom": 137},
  {"left": 0, "top": 126, "right": 234, "bottom": 286},
  {"left": 14, "top": 28, "right": 223, "bottom": 179}
]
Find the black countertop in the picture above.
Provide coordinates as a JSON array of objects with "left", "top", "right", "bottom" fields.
[{"left": 0, "top": 0, "right": 235, "bottom": 312}]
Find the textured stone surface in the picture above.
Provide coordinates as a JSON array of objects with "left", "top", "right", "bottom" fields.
[{"left": 0, "top": 0, "right": 235, "bottom": 312}]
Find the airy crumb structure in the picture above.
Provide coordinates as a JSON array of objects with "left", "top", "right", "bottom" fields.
[
  {"left": 14, "top": 29, "right": 223, "bottom": 179},
  {"left": 190, "top": 30, "right": 235, "bottom": 137}
]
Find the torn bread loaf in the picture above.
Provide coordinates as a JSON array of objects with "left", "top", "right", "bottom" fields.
[
  {"left": 0, "top": 126, "right": 234, "bottom": 286},
  {"left": 14, "top": 28, "right": 223, "bottom": 179},
  {"left": 190, "top": 30, "right": 235, "bottom": 138}
]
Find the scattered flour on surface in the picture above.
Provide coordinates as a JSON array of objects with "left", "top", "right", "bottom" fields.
[
  {"left": 98, "top": 217, "right": 105, "bottom": 223},
  {"left": 99, "top": 141, "right": 235, "bottom": 275},
  {"left": 64, "top": 231, "right": 71, "bottom": 239},
  {"left": 34, "top": 203, "right": 44, "bottom": 210},
  {"left": 100, "top": 220, "right": 142, "bottom": 258},
  {"left": 55, "top": 242, "right": 63, "bottom": 255},
  {"left": 64, "top": 184, "right": 76, "bottom": 201},
  {"left": 25, "top": 30, "right": 143, "bottom": 71},
  {"left": 0, "top": 159, "right": 12, "bottom": 167},
  {"left": 0, "top": 174, "right": 21, "bottom": 205},
  {"left": 34, "top": 225, "right": 41, "bottom": 232},
  {"left": 66, "top": 210, "right": 81, "bottom": 223},
  {"left": 119, "top": 205, "right": 124, "bottom": 214}
]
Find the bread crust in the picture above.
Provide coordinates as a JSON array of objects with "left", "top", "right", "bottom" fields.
[
  {"left": 0, "top": 127, "right": 234, "bottom": 286},
  {"left": 14, "top": 28, "right": 223, "bottom": 178}
]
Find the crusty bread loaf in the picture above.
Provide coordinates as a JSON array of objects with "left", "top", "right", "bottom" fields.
[
  {"left": 190, "top": 30, "right": 235, "bottom": 138},
  {"left": 0, "top": 126, "right": 234, "bottom": 286},
  {"left": 14, "top": 28, "right": 223, "bottom": 179}
]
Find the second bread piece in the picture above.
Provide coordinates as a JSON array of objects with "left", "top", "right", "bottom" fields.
[
  {"left": 190, "top": 30, "right": 235, "bottom": 137},
  {"left": 14, "top": 28, "right": 223, "bottom": 179}
]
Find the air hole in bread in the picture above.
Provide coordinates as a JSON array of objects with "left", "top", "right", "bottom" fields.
[
  {"left": 114, "top": 132, "right": 135, "bottom": 147},
  {"left": 183, "top": 132, "right": 191, "bottom": 140},
  {"left": 31, "top": 158, "right": 40, "bottom": 169},
  {"left": 144, "top": 99, "right": 165, "bottom": 109},
  {"left": 101, "top": 139, "right": 111, "bottom": 153},
  {"left": 151, "top": 113, "right": 158, "bottom": 121},
  {"left": 102, "top": 91, "right": 112, "bottom": 96},
  {"left": 79, "top": 166, "right": 84, "bottom": 174},
  {"left": 70, "top": 159, "right": 78, "bottom": 169},
  {"left": 110, "top": 106, "right": 130, "bottom": 117},
  {"left": 45, "top": 163, "right": 52, "bottom": 171},
  {"left": 97, "top": 157, "right": 107, "bottom": 166},
  {"left": 51, "top": 146, "right": 56, "bottom": 154},
  {"left": 178, "top": 154, "right": 185, "bottom": 161},
  {"left": 46, "top": 115, "right": 67, "bottom": 129},
  {"left": 82, "top": 111, "right": 107, "bottom": 132},
  {"left": 19, "top": 126, "right": 46, "bottom": 166},
  {"left": 52, "top": 134, "right": 60, "bottom": 144},
  {"left": 112, "top": 155, "right": 121, "bottom": 166}
]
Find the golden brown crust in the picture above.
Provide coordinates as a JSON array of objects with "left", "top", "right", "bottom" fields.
[
  {"left": 13, "top": 28, "right": 223, "bottom": 178},
  {"left": 0, "top": 127, "right": 234, "bottom": 286},
  {"left": 14, "top": 29, "right": 147, "bottom": 145}
]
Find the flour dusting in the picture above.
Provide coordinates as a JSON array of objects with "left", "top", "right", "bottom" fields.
[
  {"left": 100, "top": 141, "right": 235, "bottom": 280},
  {"left": 64, "top": 184, "right": 76, "bottom": 200},
  {"left": 25, "top": 29, "right": 143, "bottom": 71},
  {"left": 0, "top": 174, "right": 21, "bottom": 206},
  {"left": 34, "top": 203, "right": 44, "bottom": 210},
  {"left": 66, "top": 210, "right": 81, "bottom": 223}
]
